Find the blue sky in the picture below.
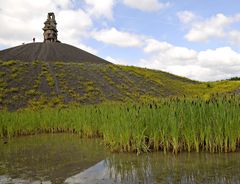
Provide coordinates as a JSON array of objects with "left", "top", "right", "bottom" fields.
[{"left": 0, "top": 0, "right": 240, "bottom": 81}]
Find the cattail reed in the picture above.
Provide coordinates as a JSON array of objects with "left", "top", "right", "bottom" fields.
[{"left": 0, "top": 96, "right": 240, "bottom": 154}]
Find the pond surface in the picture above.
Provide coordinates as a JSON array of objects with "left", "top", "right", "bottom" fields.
[{"left": 1, "top": 134, "right": 240, "bottom": 184}]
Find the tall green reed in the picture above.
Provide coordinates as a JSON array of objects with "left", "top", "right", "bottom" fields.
[{"left": 1, "top": 95, "right": 240, "bottom": 154}]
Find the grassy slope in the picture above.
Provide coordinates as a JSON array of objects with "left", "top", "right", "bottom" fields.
[{"left": 0, "top": 60, "right": 240, "bottom": 110}]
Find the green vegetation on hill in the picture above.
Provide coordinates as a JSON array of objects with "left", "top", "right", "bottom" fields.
[
  {"left": 1, "top": 95, "right": 240, "bottom": 154},
  {"left": 1, "top": 60, "right": 240, "bottom": 110},
  {"left": 1, "top": 60, "right": 240, "bottom": 154}
]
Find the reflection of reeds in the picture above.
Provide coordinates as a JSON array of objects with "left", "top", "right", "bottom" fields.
[
  {"left": 1, "top": 95, "right": 240, "bottom": 153},
  {"left": 105, "top": 153, "right": 240, "bottom": 183},
  {"left": 105, "top": 155, "right": 153, "bottom": 183}
]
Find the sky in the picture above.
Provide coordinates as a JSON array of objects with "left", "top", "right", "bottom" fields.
[{"left": 0, "top": 0, "right": 240, "bottom": 81}]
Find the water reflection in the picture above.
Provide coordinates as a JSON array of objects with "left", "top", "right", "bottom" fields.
[
  {"left": 65, "top": 153, "right": 240, "bottom": 184},
  {"left": 0, "top": 134, "right": 106, "bottom": 183},
  {"left": 1, "top": 134, "right": 240, "bottom": 184}
]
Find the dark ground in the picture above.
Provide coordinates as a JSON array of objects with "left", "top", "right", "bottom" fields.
[{"left": 0, "top": 42, "right": 110, "bottom": 64}]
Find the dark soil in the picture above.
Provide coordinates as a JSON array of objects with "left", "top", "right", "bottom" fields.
[
  {"left": 0, "top": 60, "right": 197, "bottom": 110},
  {"left": 0, "top": 42, "right": 110, "bottom": 64}
]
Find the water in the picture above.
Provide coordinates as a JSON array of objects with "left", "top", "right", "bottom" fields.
[{"left": 1, "top": 134, "right": 240, "bottom": 184}]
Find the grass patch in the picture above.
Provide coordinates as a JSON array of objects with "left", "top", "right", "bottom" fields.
[
  {"left": 1, "top": 60, "right": 17, "bottom": 67},
  {"left": 1, "top": 95, "right": 240, "bottom": 154}
]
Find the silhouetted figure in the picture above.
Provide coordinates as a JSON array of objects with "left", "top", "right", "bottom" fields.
[{"left": 33, "top": 38, "right": 35, "bottom": 42}]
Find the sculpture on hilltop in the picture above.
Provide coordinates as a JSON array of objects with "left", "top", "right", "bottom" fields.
[{"left": 43, "top": 12, "right": 60, "bottom": 43}]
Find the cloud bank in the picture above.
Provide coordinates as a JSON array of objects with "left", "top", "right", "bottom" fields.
[{"left": 141, "top": 39, "right": 240, "bottom": 81}]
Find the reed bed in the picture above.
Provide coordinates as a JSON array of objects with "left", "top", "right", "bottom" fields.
[{"left": 1, "top": 95, "right": 240, "bottom": 154}]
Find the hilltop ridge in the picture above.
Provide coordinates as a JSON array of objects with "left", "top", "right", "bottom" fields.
[{"left": 0, "top": 42, "right": 110, "bottom": 64}]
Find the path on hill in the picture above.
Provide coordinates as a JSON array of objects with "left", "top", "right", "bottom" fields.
[{"left": 46, "top": 62, "right": 60, "bottom": 95}]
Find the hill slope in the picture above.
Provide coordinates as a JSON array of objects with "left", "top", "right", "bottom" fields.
[
  {"left": 0, "top": 42, "right": 109, "bottom": 64},
  {"left": 1, "top": 60, "right": 240, "bottom": 110}
]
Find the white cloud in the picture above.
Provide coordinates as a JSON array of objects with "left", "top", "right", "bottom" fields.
[
  {"left": 177, "top": 11, "right": 196, "bottom": 24},
  {"left": 57, "top": 9, "right": 92, "bottom": 43},
  {"left": 164, "top": 65, "right": 214, "bottom": 82},
  {"left": 0, "top": 0, "right": 57, "bottom": 46},
  {"left": 141, "top": 39, "right": 240, "bottom": 81},
  {"left": 123, "top": 0, "right": 170, "bottom": 12},
  {"left": 185, "top": 13, "right": 232, "bottom": 42},
  {"left": 106, "top": 56, "right": 128, "bottom": 65},
  {"left": 144, "top": 39, "right": 172, "bottom": 53},
  {"left": 181, "top": 13, "right": 240, "bottom": 43},
  {"left": 0, "top": 0, "right": 71, "bottom": 18},
  {"left": 229, "top": 30, "right": 240, "bottom": 44},
  {"left": 0, "top": 0, "right": 97, "bottom": 53},
  {"left": 84, "top": 0, "right": 116, "bottom": 19},
  {"left": 164, "top": 46, "right": 197, "bottom": 61},
  {"left": 197, "top": 47, "right": 240, "bottom": 67},
  {"left": 144, "top": 39, "right": 197, "bottom": 61},
  {"left": 92, "top": 28, "right": 143, "bottom": 47}
]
